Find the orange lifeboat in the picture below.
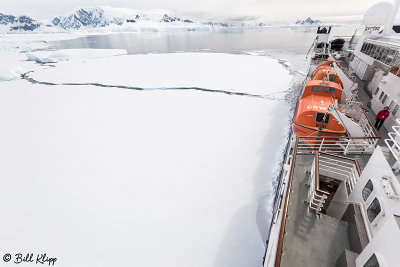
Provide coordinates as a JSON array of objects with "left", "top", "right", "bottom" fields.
[
  {"left": 292, "top": 80, "right": 346, "bottom": 142},
  {"left": 311, "top": 60, "right": 343, "bottom": 88}
]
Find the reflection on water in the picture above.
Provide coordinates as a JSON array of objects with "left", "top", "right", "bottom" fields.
[{"left": 51, "top": 26, "right": 358, "bottom": 55}]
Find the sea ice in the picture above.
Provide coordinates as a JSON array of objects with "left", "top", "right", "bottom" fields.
[{"left": 0, "top": 48, "right": 292, "bottom": 267}]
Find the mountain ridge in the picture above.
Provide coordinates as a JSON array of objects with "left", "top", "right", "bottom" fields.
[
  {"left": 295, "top": 17, "right": 321, "bottom": 25},
  {"left": 0, "top": 7, "right": 325, "bottom": 32}
]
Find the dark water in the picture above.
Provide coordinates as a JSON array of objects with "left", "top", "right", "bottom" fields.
[{"left": 51, "top": 26, "right": 357, "bottom": 55}]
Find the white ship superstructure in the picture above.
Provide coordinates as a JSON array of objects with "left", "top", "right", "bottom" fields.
[{"left": 346, "top": 0, "right": 400, "bottom": 131}]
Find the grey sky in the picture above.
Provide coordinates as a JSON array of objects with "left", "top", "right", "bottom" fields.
[{"left": 1, "top": 0, "right": 397, "bottom": 22}]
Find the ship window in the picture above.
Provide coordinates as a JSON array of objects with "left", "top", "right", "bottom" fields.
[
  {"left": 374, "top": 87, "right": 380, "bottom": 95},
  {"left": 385, "top": 49, "right": 396, "bottom": 65},
  {"left": 362, "top": 44, "right": 368, "bottom": 54},
  {"left": 373, "top": 45, "right": 381, "bottom": 59},
  {"left": 381, "top": 94, "right": 388, "bottom": 104},
  {"left": 361, "top": 43, "right": 367, "bottom": 53},
  {"left": 380, "top": 48, "right": 389, "bottom": 63},
  {"left": 375, "top": 46, "right": 382, "bottom": 60},
  {"left": 362, "top": 180, "right": 373, "bottom": 201},
  {"left": 388, "top": 100, "right": 394, "bottom": 110},
  {"left": 328, "top": 74, "right": 336, "bottom": 82},
  {"left": 363, "top": 254, "right": 379, "bottom": 267},
  {"left": 369, "top": 44, "right": 376, "bottom": 58},
  {"left": 311, "top": 86, "right": 322, "bottom": 92},
  {"left": 376, "top": 46, "right": 384, "bottom": 61},
  {"left": 366, "top": 43, "right": 373, "bottom": 55},
  {"left": 364, "top": 43, "right": 371, "bottom": 54},
  {"left": 394, "top": 53, "right": 400, "bottom": 65},
  {"left": 367, "top": 198, "right": 381, "bottom": 223},
  {"left": 324, "top": 87, "right": 335, "bottom": 94},
  {"left": 315, "top": 112, "right": 330, "bottom": 123},
  {"left": 391, "top": 55, "right": 400, "bottom": 77},
  {"left": 378, "top": 92, "right": 384, "bottom": 100},
  {"left": 393, "top": 105, "right": 399, "bottom": 115}
]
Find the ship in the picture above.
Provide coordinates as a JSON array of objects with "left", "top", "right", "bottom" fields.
[{"left": 263, "top": 1, "right": 400, "bottom": 266}]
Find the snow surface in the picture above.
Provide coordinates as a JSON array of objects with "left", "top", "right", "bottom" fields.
[
  {"left": 28, "top": 52, "right": 290, "bottom": 96},
  {"left": 0, "top": 38, "right": 292, "bottom": 267}
]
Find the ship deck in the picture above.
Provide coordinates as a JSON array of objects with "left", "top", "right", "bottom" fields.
[
  {"left": 279, "top": 154, "right": 372, "bottom": 267},
  {"left": 280, "top": 155, "right": 349, "bottom": 267}
]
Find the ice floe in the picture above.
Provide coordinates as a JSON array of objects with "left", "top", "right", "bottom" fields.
[
  {"left": 26, "top": 49, "right": 128, "bottom": 63},
  {"left": 28, "top": 52, "right": 290, "bottom": 96}
]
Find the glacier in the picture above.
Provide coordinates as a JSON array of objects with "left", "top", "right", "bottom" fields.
[{"left": 0, "top": 34, "right": 293, "bottom": 267}]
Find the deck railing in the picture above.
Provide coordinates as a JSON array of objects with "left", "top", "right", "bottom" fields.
[
  {"left": 262, "top": 136, "right": 298, "bottom": 267},
  {"left": 384, "top": 118, "right": 400, "bottom": 172}
]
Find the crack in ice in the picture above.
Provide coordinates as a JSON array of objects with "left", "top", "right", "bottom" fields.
[{"left": 21, "top": 72, "right": 287, "bottom": 101}]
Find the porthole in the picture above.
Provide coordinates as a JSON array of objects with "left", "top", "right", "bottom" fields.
[
  {"left": 363, "top": 254, "right": 379, "bottom": 267},
  {"left": 367, "top": 198, "right": 381, "bottom": 223},
  {"left": 362, "top": 180, "right": 373, "bottom": 201}
]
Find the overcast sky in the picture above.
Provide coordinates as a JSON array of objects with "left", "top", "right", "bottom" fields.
[{"left": 1, "top": 0, "right": 398, "bottom": 22}]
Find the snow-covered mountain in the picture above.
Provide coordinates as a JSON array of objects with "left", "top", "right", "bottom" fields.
[
  {"left": 51, "top": 7, "right": 195, "bottom": 30},
  {"left": 0, "top": 13, "right": 41, "bottom": 31},
  {"left": 0, "top": 7, "right": 271, "bottom": 32},
  {"left": 52, "top": 7, "right": 125, "bottom": 29},
  {"left": 295, "top": 17, "right": 321, "bottom": 25}
]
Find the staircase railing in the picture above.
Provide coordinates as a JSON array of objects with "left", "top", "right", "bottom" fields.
[
  {"left": 384, "top": 118, "right": 400, "bottom": 172},
  {"left": 308, "top": 152, "right": 329, "bottom": 214},
  {"left": 308, "top": 151, "right": 361, "bottom": 214}
]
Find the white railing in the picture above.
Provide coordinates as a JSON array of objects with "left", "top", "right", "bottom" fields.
[
  {"left": 298, "top": 136, "right": 377, "bottom": 155},
  {"left": 308, "top": 152, "right": 360, "bottom": 215},
  {"left": 308, "top": 159, "right": 327, "bottom": 214},
  {"left": 318, "top": 154, "right": 360, "bottom": 192},
  {"left": 297, "top": 101, "right": 380, "bottom": 155},
  {"left": 384, "top": 118, "right": 400, "bottom": 172}
]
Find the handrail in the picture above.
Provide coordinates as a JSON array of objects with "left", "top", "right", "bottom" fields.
[
  {"left": 361, "top": 108, "right": 381, "bottom": 138},
  {"left": 274, "top": 137, "right": 298, "bottom": 267},
  {"left": 314, "top": 151, "right": 330, "bottom": 195},
  {"left": 300, "top": 136, "right": 380, "bottom": 140},
  {"left": 318, "top": 151, "right": 362, "bottom": 175},
  {"left": 263, "top": 131, "right": 295, "bottom": 264},
  {"left": 315, "top": 151, "right": 320, "bottom": 189}
]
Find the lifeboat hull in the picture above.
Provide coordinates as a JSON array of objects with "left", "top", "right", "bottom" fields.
[{"left": 292, "top": 78, "right": 347, "bottom": 148}]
